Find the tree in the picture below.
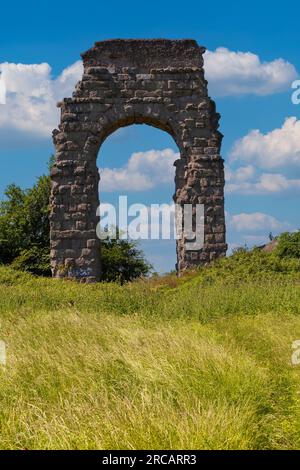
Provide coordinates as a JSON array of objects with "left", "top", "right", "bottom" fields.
[
  {"left": 0, "top": 174, "right": 51, "bottom": 275},
  {"left": 100, "top": 229, "right": 152, "bottom": 284},
  {"left": 0, "top": 159, "right": 151, "bottom": 282},
  {"left": 276, "top": 230, "right": 300, "bottom": 259}
]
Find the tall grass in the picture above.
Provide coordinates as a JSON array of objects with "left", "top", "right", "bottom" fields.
[{"left": 0, "top": 251, "right": 299, "bottom": 449}]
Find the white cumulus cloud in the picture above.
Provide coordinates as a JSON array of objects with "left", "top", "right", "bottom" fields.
[
  {"left": 204, "top": 47, "right": 297, "bottom": 96},
  {"left": 230, "top": 117, "right": 300, "bottom": 169},
  {"left": 226, "top": 117, "right": 300, "bottom": 195},
  {"left": 226, "top": 211, "right": 294, "bottom": 253},
  {"left": 100, "top": 148, "right": 179, "bottom": 192},
  {"left": 227, "top": 172, "right": 300, "bottom": 194},
  {"left": 228, "top": 212, "right": 291, "bottom": 232},
  {"left": 225, "top": 164, "right": 256, "bottom": 183},
  {"left": 0, "top": 60, "right": 83, "bottom": 138}
]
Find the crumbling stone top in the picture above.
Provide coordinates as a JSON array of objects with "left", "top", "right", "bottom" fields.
[{"left": 81, "top": 39, "right": 205, "bottom": 70}]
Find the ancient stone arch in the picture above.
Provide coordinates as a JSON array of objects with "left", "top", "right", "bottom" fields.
[{"left": 50, "top": 39, "right": 227, "bottom": 282}]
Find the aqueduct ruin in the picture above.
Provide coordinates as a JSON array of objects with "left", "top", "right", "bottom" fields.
[{"left": 50, "top": 39, "right": 227, "bottom": 282}]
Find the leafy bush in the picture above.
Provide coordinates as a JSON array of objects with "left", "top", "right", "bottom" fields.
[
  {"left": 101, "top": 235, "right": 152, "bottom": 283},
  {"left": 0, "top": 176, "right": 51, "bottom": 265},
  {"left": 276, "top": 230, "right": 300, "bottom": 259},
  {"left": 11, "top": 246, "right": 51, "bottom": 277}
]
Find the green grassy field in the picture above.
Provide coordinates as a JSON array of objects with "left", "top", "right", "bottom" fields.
[{"left": 0, "top": 250, "right": 300, "bottom": 450}]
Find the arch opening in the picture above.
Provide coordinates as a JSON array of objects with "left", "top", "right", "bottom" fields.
[
  {"left": 100, "top": 115, "right": 178, "bottom": 149},
  {"left": 97, "top": 123, "right": 180, "bottom": 274}
]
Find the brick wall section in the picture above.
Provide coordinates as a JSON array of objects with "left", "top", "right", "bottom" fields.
[{"left": 50, "top": 39, "right": 227, "bottom": 282}]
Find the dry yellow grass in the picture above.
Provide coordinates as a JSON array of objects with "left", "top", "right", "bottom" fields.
[{"left": 0, "top": 252, "right": 299, "bottom": 449}]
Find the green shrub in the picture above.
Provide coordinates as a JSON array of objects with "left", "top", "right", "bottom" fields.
[
  {"left": 101, "top": 235, "right": 152, "bottom": 283},
  {"left": 276, "top": 230, "right": 300, "bottom": 259},
  {"left": 0, "top": 176, "right": 51, "bottom": 265},
  {"left": 11, "top": 246, "right": 51, "bottom": 277}
]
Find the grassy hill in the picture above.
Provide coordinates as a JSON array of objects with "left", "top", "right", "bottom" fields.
[{"left": 0, "top": 249, "right": 300, "bottom": 449}]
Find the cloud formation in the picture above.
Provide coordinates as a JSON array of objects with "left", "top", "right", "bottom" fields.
[
  {"left": 228, "top": 212, "right": 290, "bottom": 232},
  {"left": 230, "top": 117, "right": 300, "bottom": 169},
  {"left": 226, "top": 117, "right": 300, "bottom": 195},
  {"left": 225, "top": 164, "right": 256, "bottom": 183},
  {"left": 225, "top": 211, "right": 293, "bottom": 253},
  {"left": 204, "top": 47, "right": 297, "bottom": 96},
  {"left": 100, "top": 148, "right": 179, "bottom": 192},
  {"left": 226, "top": 170, "right": 300, "bottom": 195},
  {"left": 0, "top": 60, "right": 83, "bottom": 138}
]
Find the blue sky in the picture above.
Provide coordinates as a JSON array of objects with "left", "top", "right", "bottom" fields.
[{"left": 1, "top": 0, "right": 300, "bottom": 272}]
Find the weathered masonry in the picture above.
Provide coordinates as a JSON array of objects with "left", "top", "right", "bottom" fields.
[{"left": 50, "top": 39, "right": 227, "bottom": 282}]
